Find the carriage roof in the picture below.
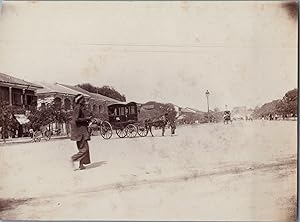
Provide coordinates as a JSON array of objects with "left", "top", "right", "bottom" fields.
[{"left": 107, "top": 101, "right": 137, "bottom": 109}]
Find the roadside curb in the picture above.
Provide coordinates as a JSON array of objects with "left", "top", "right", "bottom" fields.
[{"left": 0, "top": 136, "right": 70, "bottom": 146}]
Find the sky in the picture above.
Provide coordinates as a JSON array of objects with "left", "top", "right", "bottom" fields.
[{"left": 0, "top": 1, "right": 297, "bottom": 111}]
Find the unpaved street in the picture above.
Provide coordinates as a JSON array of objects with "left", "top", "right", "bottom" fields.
[{"left": 0, "top": 120, "right": 297, "bottom": 221}]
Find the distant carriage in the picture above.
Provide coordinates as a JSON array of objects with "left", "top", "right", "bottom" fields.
[
  {"left": 223, "top": 110, "right": 232, "bottom": 124},
  {"left": 107, "top": 102, "right": 148, "bottom": 138}
]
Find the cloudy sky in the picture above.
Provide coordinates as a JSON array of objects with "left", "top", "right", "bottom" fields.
[{"left": 0, "top": 1, "right": 297, "bottom": 111}]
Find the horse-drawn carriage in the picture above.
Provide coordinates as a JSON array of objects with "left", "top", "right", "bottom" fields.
[
  {"left": 223, "top": 110, "right": 232, "bottom": 124},
  {"left": 90, "top": 102, "right": 149, "bottom": 139}
]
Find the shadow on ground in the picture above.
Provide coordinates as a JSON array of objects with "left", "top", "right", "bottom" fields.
[
  {"left": 0, "top": 198, "right": 32, "bottom": 212},
  {"left": 85, "top": 161, "right": 107, "bottom": 170}
]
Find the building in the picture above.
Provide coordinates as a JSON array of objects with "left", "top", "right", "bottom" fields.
[
  {"left": 36, "top": 82, "right": 122, "bottom": 135},
  {"left": 36, "top": 82, "right": 91, "bottom": 111},
  {"left": 58, "top": 83, "right": 121, "bottom": 118},
  {"left": 0, "top": 72, "right": 43, "bottom": 138},
  {"left": 0, "top": 72, "right": 42, "bottom": 110}
]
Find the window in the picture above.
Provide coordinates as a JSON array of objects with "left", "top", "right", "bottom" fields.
[
  {"left": 99, "top": 105, "right": 103, "bottom": 113},
  {"left": 54, "top": 97, "right": 62, "bottom": 109},
  {"left": 120, "top": 107, "right": 125, "bottom": 115},
  {"left": 0, "top": 86, "right": 9, "bottom": 104},
  {"left": 13, "top": 93, "right": 22, "bottom": 105},
  {"left": 64, "top": 98, "right": 71, "bottom": 110},
  {"left": 93, "top": 104, "right": 97, "bottom": 112},
  {"left": 129, "top": 106, "right": 136, "bottom": 114}
]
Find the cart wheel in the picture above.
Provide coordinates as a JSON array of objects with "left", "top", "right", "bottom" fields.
[
  {"left": 126, "top": 124, "right": 137, "bottom": 138},
  {"left": 33, "top": 131, "right": 42, "bottom": 142},
  {"left": 137, "top": 126, "right": 148, "bottom": 137},
  {"left": 116, "top": 128, "right": 127, "bottom": 138},
  {"left": 100, "top": 121, "right": 113, "bottom": 139}
]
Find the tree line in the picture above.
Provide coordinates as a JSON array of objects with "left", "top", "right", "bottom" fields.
[
  {"left": 77, "top": 83, "right": 126, "bottom": 102},
  {"left": 252, "top": 88, "right": 297, "bottom": 119}
]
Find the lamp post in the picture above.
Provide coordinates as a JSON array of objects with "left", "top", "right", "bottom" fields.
[{"left": 205, "top": 90, "right": 210, "bottom": 122}]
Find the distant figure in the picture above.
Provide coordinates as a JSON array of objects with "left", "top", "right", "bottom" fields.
[
  {"left": 223, "top": 111, "right": 232, "bottom": 124},
  {"left": 29, "top": 128, "right": 34, "bottom": 138},
  {"left": 70, "top": 94, "right": 92, "bottom": 170},
  {"left": 145, "top": 119, "right": 154, "bottom": 137},
  {"left": 169, "top": 118, "right": 176, "bottom": 135},
  {"left": 269, "top": 114, "right": 273, "bottom": 120},
  {"left": 161, "top": 113, "right": 168, "bottom": 136},
  {"left": 166, "top": 111, "right": 177, "bottom": 135}
]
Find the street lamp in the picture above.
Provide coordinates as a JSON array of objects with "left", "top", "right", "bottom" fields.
[{"left": 205, "top": 90, "right": 210, "bottom": 122}]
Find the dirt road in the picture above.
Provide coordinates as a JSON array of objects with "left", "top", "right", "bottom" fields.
[{"left": 0, "top": 120, "right": 297, "bottom": 220}]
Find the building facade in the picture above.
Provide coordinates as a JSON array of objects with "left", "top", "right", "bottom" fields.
[
  {"left": 36, "top": 82, "right": 122, "bottom": 135},
  {"left": 0, "top": 72, "right": 42, "bottom": 110},
  {"left": 0, "top": 73, "right": 43, "bottom": 138}
]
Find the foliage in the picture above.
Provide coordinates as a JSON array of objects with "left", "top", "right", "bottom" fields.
[
  {"left": 139, "top": 101, "right": 177, "bottom": 121},
  {"left": 213, "top": 107, "right": 220, "bottom": 112},
  {"left": 252, "top": 88, "right": 298, "bottom": 118},
  {"left": 252, "top": 99, "right": 281, "bottom": 118},
  {"left": 0, "top": 102, "right": 25, "bottom": 140},
  {"left": 77, "top": 83, "right": 126, "bottom": 102},
  {"left": 281, "top": 88, "right": 297, "bottom": 115},
  {"left": 27, "top": 103, "right": 71, "bottom": 130}
]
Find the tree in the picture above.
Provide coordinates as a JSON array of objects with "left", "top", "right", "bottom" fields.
[
  {"left": 27, "top": 103, "right": 70, "bottom": 131},
  {"left": 283, "top": 88, "right": 297, "bottom": 115},
  {"left": 252, "top": 88, "right": 298, "bottom": 119},
  {"left": 252, "top": 100, "right": 281, "bottom": 119},
  {"left": 213, "top": 107, "right": 220, "bottom": 112},
  {"left": 0, "top": 102, "right": 25, "bottom": 142},
  {"left": 77, "top": 83, "right": 126, "bottom": 102}
]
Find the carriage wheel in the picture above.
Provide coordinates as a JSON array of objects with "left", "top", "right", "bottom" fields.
[
  {"left": 137, "top": 126, "right": 148, "bottom": 137},
  {"left": 100, "top": 121, "right": 113, "bottom": 139},
  {"left": 126, "top": 124, "right": 137, "bottom": 138},
  {"left": 116, "top": 128, "right": 127, "bottom": 138}
]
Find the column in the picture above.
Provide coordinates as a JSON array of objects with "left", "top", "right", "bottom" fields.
[
  {"left": 61, "top": 97, "right": 65, "bottom": 108},
  {"left": 9, "top": 87, "right": 12, "bottom": 106},
  {"left": 22, "top": 89, "right": 26, "bottom": 108}
]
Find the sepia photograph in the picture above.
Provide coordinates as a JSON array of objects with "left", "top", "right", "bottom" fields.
[{"left": 0, "top": 0, "right": 298, "bottom": 221}]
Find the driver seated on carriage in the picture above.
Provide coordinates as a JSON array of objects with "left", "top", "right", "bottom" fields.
[{"left": 223, "top": 110, "right": 232, "bottom": 124}]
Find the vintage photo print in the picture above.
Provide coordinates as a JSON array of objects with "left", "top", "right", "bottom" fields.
[{"left": 0, "top": 1, "right": 298, "bottom": 221}]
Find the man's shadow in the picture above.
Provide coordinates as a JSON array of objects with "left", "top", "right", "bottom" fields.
[{"left": 85, "top": 161, "right": 107, "bottom": 170}]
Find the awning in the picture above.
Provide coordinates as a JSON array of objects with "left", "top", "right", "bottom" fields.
[{"left": 14, "top": 114, "right": 30, "bottom": 125}]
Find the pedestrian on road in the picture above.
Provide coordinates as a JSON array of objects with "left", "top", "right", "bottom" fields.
[
  {"left": 169, "top": 119, "right": 176, "bottom": 135},
  {"left": 161, "top": 113, "right": 168, "bottom": 136},
  {"left": 167, "top": 111, "right": 177, "bottom": 136},
  {"left": 145, "top": 119, "right": 154, "bottom": 137},
  {"left": 70, "top": 94, "right": 92, "bottom": 170}
]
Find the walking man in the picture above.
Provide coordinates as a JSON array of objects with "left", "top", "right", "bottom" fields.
[
  {"left": 145, "top": 119, "right": 154, "bottom": 137},
  {"left": 161, "top": 113, "right": 168, "bottom": 136},
  {"left": 169, "top": 118, "right": 176, "bottom": 135},
  {"left": 70, "top": 94, "right": 92, "bottom": 170}
]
